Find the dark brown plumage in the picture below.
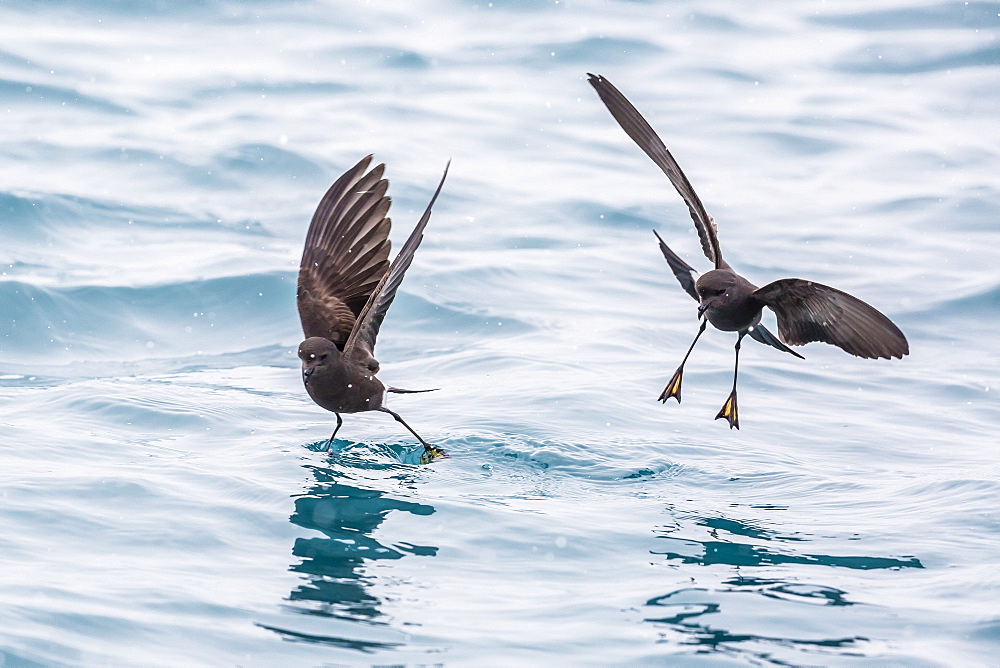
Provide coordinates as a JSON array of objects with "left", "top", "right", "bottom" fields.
[
  {"left": 588, "top": 73, "right": 908, "bottom": 429},
  {"left": 297, "top": 155, "right": 449, "bottom": 461}
]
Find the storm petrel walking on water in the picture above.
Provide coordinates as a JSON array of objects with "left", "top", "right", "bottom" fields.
[
  {"left": 588, "top": 73, "right": 908, "bottom": 429},
  {"left": 297, "top": 155, "right": 449, "bottom": 461}
]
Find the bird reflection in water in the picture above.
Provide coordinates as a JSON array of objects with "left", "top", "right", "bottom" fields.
[
  {"left": 263, "top": 463, "right": 437, "bottom": 650},
  {"left": 643, "top": 513, "right": 923, "bottom": 660}
]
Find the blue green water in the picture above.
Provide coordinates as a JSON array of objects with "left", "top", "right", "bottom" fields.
[{"left": 1, "top": 1, "right": 998, "bottom": 665}]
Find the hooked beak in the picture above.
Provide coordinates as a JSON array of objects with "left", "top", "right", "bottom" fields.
[
  {"left": 302, "top": 367, "right": 313, "bottom": 384},
  {"left": 697, "top": 302, "right": 709, "bottom": 318}
]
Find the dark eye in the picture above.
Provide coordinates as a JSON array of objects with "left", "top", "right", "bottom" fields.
[{"left": 318, "top": 353, "right": 328, "bottom": 362}]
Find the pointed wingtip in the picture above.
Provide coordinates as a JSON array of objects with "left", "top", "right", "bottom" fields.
[
  {"left": 427, "top": 160, "right": 451, "bottom": 209},
  {"left": 587, "top": 73, "right": 606, "bottom": 89}
]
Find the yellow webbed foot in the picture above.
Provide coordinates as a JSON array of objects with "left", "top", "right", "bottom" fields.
[
  {"left": 659, "top": 366, "right": 685, "bottom": 403},
  {"left": 715, "top": 391, "right": 739, "bottom": 430},
  {"left": 419, "top": 444, "right": 449, "bottom": 465}
]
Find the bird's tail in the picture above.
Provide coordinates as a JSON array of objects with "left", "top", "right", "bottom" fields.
[
  {"left": 748, "top": 324, "right": 805, "bottom": 359},
  {"left": 387, "top": 386, "right": 439, "bottom": 394}
]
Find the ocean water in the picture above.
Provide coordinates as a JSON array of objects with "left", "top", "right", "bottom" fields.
[{"left": 1, "top": 0, "right": 998, "bottom": 665}]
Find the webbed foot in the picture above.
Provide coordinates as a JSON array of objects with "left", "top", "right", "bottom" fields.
[
  {"left": 715, "top": 390, "right": 739, "bottom": 430},
  {"left": 659, "top": 366, "right": 685, "bottom": 403}
]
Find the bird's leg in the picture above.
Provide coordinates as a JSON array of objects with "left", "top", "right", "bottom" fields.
[
  {"left": 378, "top": 407, "right": 448, "bottom": 463},
  {"left": 715, "top": 331, "right": 747, "bottom": 430},
  {"left": 323, "top": 413, "right": 343, "bottom": 452},
  {"left": 379, "top": 407, "right": 430, "bottom": 446},
  {"left": 659, "top": 319, "right": 707, "bottom": 403}
]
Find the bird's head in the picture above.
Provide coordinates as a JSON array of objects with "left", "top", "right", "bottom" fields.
[
  {"left": 297, "top": 336, "right": 341, "bottom": 386},
  {"left": 695, "top": 271, "right": 736, "bottom": 317}
]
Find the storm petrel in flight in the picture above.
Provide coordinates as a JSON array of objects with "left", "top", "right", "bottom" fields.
[{"left": 588, "top": 73, "right": 908, "bottom": 429}]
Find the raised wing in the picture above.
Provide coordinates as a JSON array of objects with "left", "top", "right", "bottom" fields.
[
  {"left": 344, "top": 160, "right": 450, "bottom": 356},
  {"left": 753, "top": 279, "right": 909, "bottom": 359},
  {"left": 588, "top": 73, "right": 726, "bottom": 270},
  {"left": 653, "top": 229, "right": 698, "bottom": 301},
  {"left": 297, "top": 155, "right": 393, "bottom": 346}
]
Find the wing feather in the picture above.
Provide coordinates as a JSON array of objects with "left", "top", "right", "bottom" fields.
[
  {"left": 653, "top": 229, "right": 698, "bottom": 301},
  {"left": 297, "top": 155, "right": 392, "bottom": 345},
  {"left": 588, "top": 73, "right": 726, "bottom": 269},
  {"left": 344, "top": 161, "right": 450, "bottom": 356},
  {"left": 753, "top": 279, "right": 908, "bottom": 359}
]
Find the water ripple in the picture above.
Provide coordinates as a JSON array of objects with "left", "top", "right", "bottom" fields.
[{"left": 0, "top": 0, "right": 997, "bottom": 664}]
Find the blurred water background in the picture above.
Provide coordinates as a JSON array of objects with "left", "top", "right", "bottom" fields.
[{"left": 1, "top": 0, "right": 998, "bottom": 665}]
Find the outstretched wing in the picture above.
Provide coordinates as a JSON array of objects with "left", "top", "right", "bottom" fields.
[
  {"left": 753, "top": 279, "right": 909, "bottom": 359},
  {"left": 297, "top": 155, "right": 393, "bottom": 346},
  {"left": 344, "top": 161, "right": 450, "bottom": 357},
  {"left": 653, "top": 229, "right": 698, "bottom": 301},
  {"left": 588, "top": 73, "right": 726, "bottom": 270}
]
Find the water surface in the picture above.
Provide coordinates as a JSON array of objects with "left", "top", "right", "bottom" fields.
[{"left": 1, "top": 0, "right": 998, "bottom": 665}]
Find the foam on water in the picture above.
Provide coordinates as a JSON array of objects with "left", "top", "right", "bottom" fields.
[{"left": 1, "top": 0, "right": 998, "bottom": 665}]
